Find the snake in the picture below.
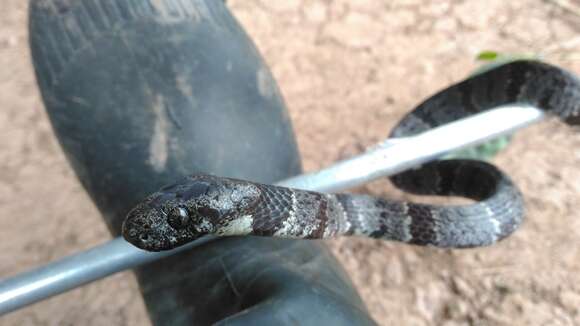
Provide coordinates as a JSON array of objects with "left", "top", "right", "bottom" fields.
[{"left": 122, "top": 60, "right": 580, "bottom": 252}]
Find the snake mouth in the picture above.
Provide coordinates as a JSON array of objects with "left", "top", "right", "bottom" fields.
[{"left": 122, "top": 225, "right": 173, "bottom": 251}]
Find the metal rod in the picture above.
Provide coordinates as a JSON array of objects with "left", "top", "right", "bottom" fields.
[
  {"left": 0, "top": 237, "right": 219, "bottom": 315},
  {"left": 0, "top": 105, "right": 545, "bottom": 315},
  {"left": 282, "top": 105, "right": 544, "bottom": 192}
]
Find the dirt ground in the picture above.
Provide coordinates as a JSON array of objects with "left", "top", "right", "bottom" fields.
[{"left": 2, "top": 1, "right": 580, "bottom": 325}]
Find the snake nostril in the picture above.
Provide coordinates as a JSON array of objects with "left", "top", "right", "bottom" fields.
[{"left": 139, "top": 233, "right": 151, "bottom": 242}]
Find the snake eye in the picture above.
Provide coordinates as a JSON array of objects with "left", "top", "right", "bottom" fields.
[{"left": 167, "top": 206, "right": 190, "bottom": 229}]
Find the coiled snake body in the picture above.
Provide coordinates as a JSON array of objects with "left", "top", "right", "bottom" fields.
[{"left": 122, "top": 61, "right": 580, "bottom": 252}]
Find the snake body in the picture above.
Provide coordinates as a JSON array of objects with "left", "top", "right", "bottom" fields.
[{"left": 122, "top": 60, "right": 580, "bottom": 251}]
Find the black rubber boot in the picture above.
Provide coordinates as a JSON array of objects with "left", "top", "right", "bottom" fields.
[{"left": 29, "top": 1, "right": 375, "bottom": 325}]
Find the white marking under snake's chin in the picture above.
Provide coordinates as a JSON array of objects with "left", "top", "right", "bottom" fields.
[{"left": 216, "top": 215, "right": 254, "bottom": 236}]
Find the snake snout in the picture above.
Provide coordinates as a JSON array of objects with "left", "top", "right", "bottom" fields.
[
  {"left": 123, "top": 223, "right": 170, "bottom": 251},
  {"left": 122, "top": 209, "right": 170, "bottom": 251}
]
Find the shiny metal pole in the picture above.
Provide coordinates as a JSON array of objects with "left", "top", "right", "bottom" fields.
[
  {"left": 283, "top": 105, "right": 544, "bottom": 192},
  {"left": 0, "top": 105, "right": 545, "bottom": 315}
]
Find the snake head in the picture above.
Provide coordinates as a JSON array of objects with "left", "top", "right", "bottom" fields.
[{"left": 122, "top": 174, "right": 261, "bottom": 251}]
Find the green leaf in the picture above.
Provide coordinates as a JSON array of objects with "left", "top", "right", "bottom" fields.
[
  {"left": 445, "top": 135, "right": 512, "bottom": 161},
  {"left": 476, "top": 51, "right": 499, "bottom": 61}
]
